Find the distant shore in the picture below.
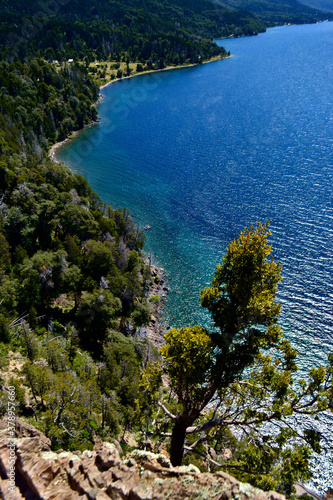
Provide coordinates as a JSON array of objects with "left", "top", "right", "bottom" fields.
[
  {"left": 99, "top": 54, "right": 229, "bottom": 91},
  {"left": 49, "top": 55, "right": 229, "bottom": 162}
]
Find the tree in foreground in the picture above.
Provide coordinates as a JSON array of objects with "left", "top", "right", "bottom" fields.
[{"left": 143, "top": 222, "right": 333, "bottom": 494}]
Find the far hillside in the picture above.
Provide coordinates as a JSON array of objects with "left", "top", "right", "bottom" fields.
[
  {"left": 0, "top": 0, "right": 264, "bottom": 64},
  {"left": 212, "top": 0, "right": 333, "bottom": 23},
  {"left": 0, "top": 0, "right": 331, "bottom": 66},
  {"left": 298, "top": 0, "right": 333, "bottom": 12}
]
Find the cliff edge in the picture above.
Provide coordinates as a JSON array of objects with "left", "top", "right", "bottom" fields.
[{"left": 0, "top": 418, "right": 286, "bottom": 500}]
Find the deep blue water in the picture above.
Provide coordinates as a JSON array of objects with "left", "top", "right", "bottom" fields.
[{"left": 57, "top": 22, "right": 333, "bottom": 489}]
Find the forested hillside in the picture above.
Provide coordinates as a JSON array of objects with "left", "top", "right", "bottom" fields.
[
  {"left": 0, "top": 59, "right": 99, "bottom": 151},
  {"left": 0, "top": 53, "right": 156, "bottom": 450},
  {"left": 0, "top": 0, "right": 264, "bottom": 64},
  {"left": 0, "top": 0, "right": 330, "bottom": 67},
  {"left": 298, "top": 0, "right": 333, "bottom": 12},
  {"left": 0, "top": 0, "right": 332, "bottom": 494},
  {"left": 213, "top": 0, "right": 332, "bottom": 24},
  {"left": 0, "top": 0, "right": 240, "bottom": 459}
]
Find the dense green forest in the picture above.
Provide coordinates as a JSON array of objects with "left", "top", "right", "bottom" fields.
[
  {"left": 1, "top": 0, "right": 330, "bottom": 68},
  {"left": 0, "top": 0, "right": 333, "bottom": 496},
  {"left": 0, "top": 59, "right": 99, "bottom": 150},
  {"left": 0, "top": 0, "right": 260, "bottom": 64},
  {"left": 0, "top": 55, "right": 156, "bottom": 450},
  {"left": 0, "top": 0, "right": 330, "bottom": 67}
]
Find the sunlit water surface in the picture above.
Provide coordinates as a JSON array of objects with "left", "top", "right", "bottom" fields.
[{"left": 57, "top": 22, "right": 333, "bottom": 491}]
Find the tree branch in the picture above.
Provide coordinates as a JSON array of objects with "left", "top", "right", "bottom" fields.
[
  {"left": 60, "top": 422, "right": 77, "bottom": 438},
  {"left": 157, "top": 401, "right": 177, "bottom": 420},
  {"left": 183, "top": 436, "right": 208, "bottom": 457},
  {"left": 185, "top": 411, "right": 282, "bottom": 435},
  {"left": 183, "top": 446, "right": 250, "bottom": 473},
  {"left": 183, "top": 445, "right": 224, "bottom": 467}
]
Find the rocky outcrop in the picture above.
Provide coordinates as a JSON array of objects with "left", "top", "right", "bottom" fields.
[
  {"left": 0, "top": 418, "right": 286, "bottom": 500},
  {"left": 137, "top": 264, "right": 168, "bottom": 351}
]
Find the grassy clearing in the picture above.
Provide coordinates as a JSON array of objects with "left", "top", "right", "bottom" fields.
[
  {"left": 54, "top": 54, "right": 226, "bottom": 88},
  {"left": 87, "top": 60, "right": 139, "bottom": 86},
  {"left": 89, "top": 55, "right": 226, "bottom": 86}
]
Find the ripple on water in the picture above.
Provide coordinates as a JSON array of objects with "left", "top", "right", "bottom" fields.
[{"left": 57, "top": 23, "right": 333, "bottom": 492}]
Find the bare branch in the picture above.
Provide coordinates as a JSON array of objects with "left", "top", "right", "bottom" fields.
[
  {"left": 60, "top": 422, "right": 77, "bottom": 438},
  {"left": 238, "top": 380, "right": 265, "bottom": 390},
  {"left": 46, "top": 336, "right": 64, "bottom": 343},
  {"left": 186, "top": 411, "right": 282, "bottom": 435},
  {"left": 183, "top": 445, "right": 224, "bottom": 467},
  {"left": 157, "top": 401, "right": 177, "bottom": 420},
  {"left": 294, "top": 395, "right": 320, "bottom": 413},
  {"left": 183, "top": 436, "right": 208, "bottom": 457}
]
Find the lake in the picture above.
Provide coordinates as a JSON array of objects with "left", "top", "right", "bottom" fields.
[{"left": 57, "top": 22, "right": 333, "bottom": 491}]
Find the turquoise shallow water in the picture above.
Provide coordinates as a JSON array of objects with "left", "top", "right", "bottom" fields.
[{"left": 57, "top": 22, "right": 333, "bottom": 490}]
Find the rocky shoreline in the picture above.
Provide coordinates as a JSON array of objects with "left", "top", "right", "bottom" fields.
[{"left": 138, "top": 262, "right": 168, "bottom": 351}]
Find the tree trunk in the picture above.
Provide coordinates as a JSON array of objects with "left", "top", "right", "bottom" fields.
[
  {"left": 169, "top": 398, "right": 214, "bottom": 467},
  {"left": 170, "top": 420, "right": 187, "bottom": 466}
]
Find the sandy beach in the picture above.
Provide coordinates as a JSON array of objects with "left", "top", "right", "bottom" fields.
[{"left": 48, "top": 121, "right": 100, "bottom": 161}]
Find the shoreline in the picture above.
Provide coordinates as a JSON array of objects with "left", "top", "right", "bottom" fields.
[
  {"left": 48, "top": 121, "right": 99, "bottom": 161},
  {"left": 48, "top": 54, "right": 229, "bottom": 350},
  {"left": 48, "top": 55, "right": 230, "bottom": 162},
  {"left": 140, "top": 262, "right": 168, "bottom": 350},
  {"left": 98, "top": 54, "right": 228, "bottom": 91}
]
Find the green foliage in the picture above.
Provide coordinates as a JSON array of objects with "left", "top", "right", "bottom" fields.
[
  {"left": 201, "top": 221, "right": 282, "bottom": 341},
  {"left": 160, "top": 326, "right": 213, "bottom": 402},
  {"left": 58, "top": 204, "right": 100, "bottom": 241},
  {"left": 8, "top": 377, "right": 26, "bottom": 414},
  {"left": 82, "top": 240, "right": 116, "bottom": 283},
  {"left": 0, "top": 0, "right": 331, "bottom": 489},
  {"left": 200, "top": 221, "right": 284, "bottom": 384},
  {"left": 16, "top": 322, "right": 40, "bottom": 361},
  {"left": 149, "top": 294, "right": 161, "bottom": 303},
  {"left": 0, "top": 233, "right": 11, "bottom": 272},
  {"left": 0, "top": 314, "right": 10, "bottom": 343},
  {"left": 98, "top": 331, "right": 144, "bottom": 432},
  {"left": 0, "top": 38, "right": 151, "bottom": 455},
  {"left": 148, "top": 222, "right": 333, "bottom": 494},
  {"left": 212, "top": 0, "right": 330, "bottom": 26},
  {"left": 1, "top": 0, "right": 328, "bottom": 70},
  {"left": 76, "top": 290, "right": 122, "bottom": 353},
  {"left": 100, "top": 331, "right": 140, "bottom": 398},
  {"left": 43, "top": 371, "right": 95, "bottom": 449},
  {"left": 0, "top": 54, "right": 150, "bottom": 361},
  {"left": 23, "top": 361, "right": 52, "bottom": 406},
  {"left": 0, "top": 1, "right": 231, "bottom": 65},
  {"left": 15, "top": 328, "right": 145, "bottom": 450},
  {"left": 0, "top": 60, "right": 98, "bottom": 159},
  {"left": 131, "top": 300, "right": 152, "bottom": 328}
]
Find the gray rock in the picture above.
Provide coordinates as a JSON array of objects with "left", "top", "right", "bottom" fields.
[{"left": 0, "top": 418, "right": 286, "bottom": 500}]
